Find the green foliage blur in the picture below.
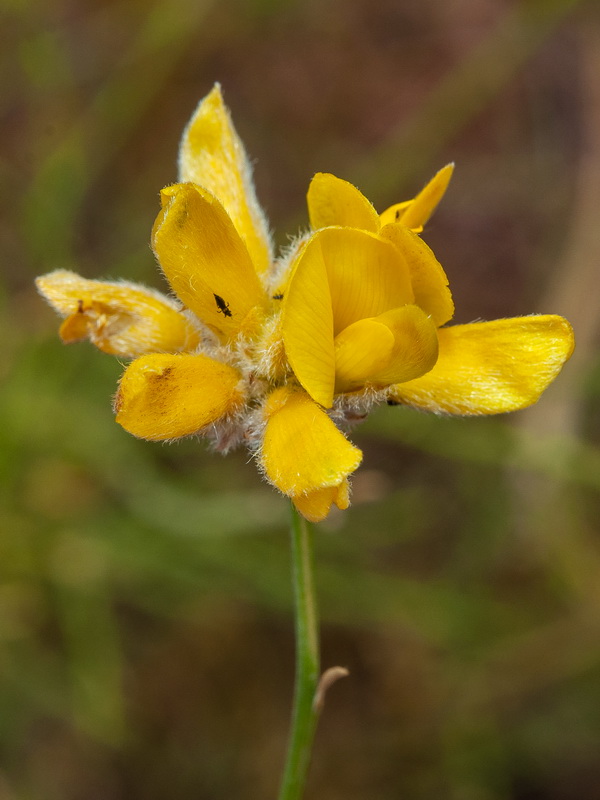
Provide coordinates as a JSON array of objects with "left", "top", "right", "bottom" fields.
[{"left": 2, "top": 0, "right": 600, "bottom": 797}]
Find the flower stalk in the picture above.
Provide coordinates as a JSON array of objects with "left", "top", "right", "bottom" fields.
[{"left": 278, "top": 503, "right": 321, "bottom": 800}]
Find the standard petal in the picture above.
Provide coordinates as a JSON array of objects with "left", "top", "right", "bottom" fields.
[
  {"left": 280, "top": 234, "right": 336, "bottom": 408},
  {"left": 389, "top": 316, "right": 575, "bottom": 415},
  {"left": 318, "top": 227, "right": 414, "bottom": 334},
  {"left": 379, "top": 163, "right": 454, "bottom": 230},
  {"left": 36, "top": 270, "right": 200, "bottom": 357},
  {"left": 178, "top": 84, "right": 272, "bottom": 274},
  {"left": 115, "top": 353, "right": 244, "bottom": 441},
  {"left": 292, "top": 480, "right": 351, "bottom": 523},
  {"left": 380, "top": 224, "right": 454, "bottom": 327},
  {"left": 261, "top": 387, "right": 362, "bottom": 499},
  {"left": 307, "top": 173, "right": 380, "bottom": 232},
  {"left": 153, "top": 183, "right": 266, "bottom": 341}
]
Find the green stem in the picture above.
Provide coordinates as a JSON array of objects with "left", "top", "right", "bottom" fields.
[{"left": 277, "top": 503, "right": 320, "bottom": 800}]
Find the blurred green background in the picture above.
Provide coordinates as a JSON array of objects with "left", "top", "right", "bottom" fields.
[{"left": 2, "top": 0, "right": 600, "bottom": 797}]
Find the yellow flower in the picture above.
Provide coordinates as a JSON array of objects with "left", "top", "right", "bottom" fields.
[{"left": 36, "top": 84, "right": 574, "bottom": 522}]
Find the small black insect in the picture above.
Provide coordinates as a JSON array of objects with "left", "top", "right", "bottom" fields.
[
  {"left": 272, "top": 293, "right": 284, "bottom": 300},
  {"left": 213, "top": 293, "right": 232, "bottom": 317}
]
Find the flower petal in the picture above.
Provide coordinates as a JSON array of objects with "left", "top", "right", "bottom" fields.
[
  {"left": 318, "top": 227, "right": 414, "bottom": 333},
  {"left": 280, "top": 234, "right": 336, "bottom": 408},
  {"left": 307, "top": 173, "right": 380, "bottom": 232},
  {"left": 366, "top": 305, "right": 439, "bottom": 386},
  {"left": 379, "top": 163, "right": 454, "bottom": 230},
  {"left": 378, "top": 200, "right": 413, "bottom": 229},
  {"left": 36, "top": 270, "right": 200, "bottom": 356},
  {"left": 334, "top": 318, "right": 395, "bottom": 392},
  {"left": 261, "top": 387, "right": 362, "bottom": 501},
  {"left": 292, "top": 480, "right": 351, "bottom": 523},
  {"left": 281, "top": 227, "right": 414, "bottom": 406},
  {"left": 115, "top": 353, "right": 244, "bottom": 441},
  {"left": 153, "top": 183, "right": 266, "bottom": 341},
  {"left": 380, "top": 224, "right": 454, "bottom": 327},
  {"left": 334, "top": 305, "right": 438, "bottom": 392},
  {"left": 389, "top": 316, "right": 575, "bottom": 415},
  {"left": 178, "top": 84, "right": 272, "bottom": 275}
]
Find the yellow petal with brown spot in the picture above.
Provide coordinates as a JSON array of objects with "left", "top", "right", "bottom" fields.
[
  {"left": 261, "top": 387, "right": 362, "bottom": 499},
  {"left": 115, "top": 353, "right": 244, "bottom": 441},
  {"left": 178, "top": 84, "right": 272, "bottom": 274},
  {"left": 380, "top": 224, "right": 454, "bottom": 327},
  {"left": 153, "top": 183, "right": 266, "bottom": 341},
  {"left": 380, "top": 163, "right": 454, "bottom": 230},
  {"left": 378, "top": 200, "right": 413, "bottom": 229},
  {"left": 307, "top": 173, "right": 380, "bottom": 232},
  {"left": 36, "top": 270, "right": 200, "bottom": 357},
  {"left": 389, "top": 316, "right": 575, "bottom": 415}
]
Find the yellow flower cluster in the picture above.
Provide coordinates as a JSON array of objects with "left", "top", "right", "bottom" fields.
[{"left": 37, "top": 85, "right": 574, "bottom": 522}]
